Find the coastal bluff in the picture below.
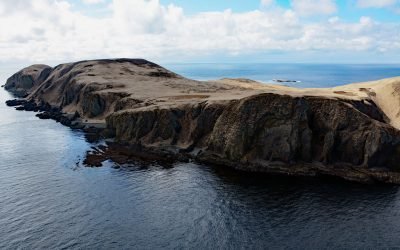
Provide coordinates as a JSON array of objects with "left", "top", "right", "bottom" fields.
[{"left": 4, "top": 58, "right": 400, "bottom": 184}]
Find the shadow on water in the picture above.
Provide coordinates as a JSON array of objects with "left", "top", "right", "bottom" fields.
[
  {"left": 210, "top": 163, "right": 400, "bottom": 211},
  {"left": 107, "top": 161, "right": 400, "bottom": 248},
  {"left": 204, "top": 164, "right": 400, "bottom": 248}
]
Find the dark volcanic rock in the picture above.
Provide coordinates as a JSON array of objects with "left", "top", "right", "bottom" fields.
[
  {"left": 23, "top": 101, "right": 38, "bottom": 111},
  {"left": 83, "top": 142, "right": 179, "bottom": 167},
  {"left": 15, "top": 106, "right": 25, "bottom": 111},
  {"left": 36, "top": 112, "right": 52, "bottom": 119},
  {"left": 6, "top": 99, "right": 27, "bottom": 107}
]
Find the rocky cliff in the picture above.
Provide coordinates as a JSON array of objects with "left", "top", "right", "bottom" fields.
[
  {"left": 4, "top": 64, "right": 52, "bottom": 97},
  {"left": 4, "top": 58, "right": 400, "bottom": 184}
]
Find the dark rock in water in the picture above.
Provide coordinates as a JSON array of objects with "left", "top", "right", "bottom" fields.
[
  {"left": 83, "top": 153, "right": 105, "bottom": 167},
  {"left": 7, "top": 99, "right": 36, "bottom": 111},
  {"left": 273, "top": 79, "right": 300, "bottom": 83},
  {"left": 35, "top": 110, "right": 72, "bottom": 126},
  {"left": 6, "top": 99, "right": 26, "bottom": 107},
  {"left": 83, "top": 142, "right": 178, "bottom": 168},
  {"left": 59, "top": 116, "right": 72, "bottom": 126},
  {"left": 8, "top": 100, "right": 40, "bottom": 112},
  {"left": 39, "top": 102, "right": 52, "bottom": 112},
  {"left": 36, "top": 112, "right": 52, "bottom": 119},
  {"left": 23, "top": 101, "right": 38, "bottom": 111}
]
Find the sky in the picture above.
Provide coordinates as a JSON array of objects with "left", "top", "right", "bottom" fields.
[{"left": 0, "top": 0, "right": 400, "bottom": 65}]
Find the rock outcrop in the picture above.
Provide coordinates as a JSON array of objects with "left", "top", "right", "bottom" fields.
[
  {"left": 5, "top": 58, "right": 400, "bottom": 184},
  {"left": 4, "top": 64, "right": 52, "bottom": 97}
]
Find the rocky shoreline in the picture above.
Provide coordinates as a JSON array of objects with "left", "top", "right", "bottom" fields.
[
  {"left": 81, "top": 140, "right": 400, "bottom": 184},
  {"left": 4, "top": 58, "right": 400, "bottom": 184},
  {"left": 5, "top": 98, "right": 107, "bottom": 143},
  {"left": 7, "top": 99, "right": 76, "bottom": 126}
]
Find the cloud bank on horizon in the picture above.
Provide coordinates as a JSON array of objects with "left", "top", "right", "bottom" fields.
[{"left": 0, "top": 0, "right": 399, "bottom": 64}]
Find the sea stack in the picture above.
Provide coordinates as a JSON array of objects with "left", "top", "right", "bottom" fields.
[{"left": 4, "top": 58, "right": 400, "bottom": 184}]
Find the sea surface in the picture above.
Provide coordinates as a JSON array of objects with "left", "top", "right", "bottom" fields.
[
  {"left": 166, "top": 63, "right": 400, "bottom": 88},
  {"left": 1, "top": 63, "right": 400, "bottom": 249}
]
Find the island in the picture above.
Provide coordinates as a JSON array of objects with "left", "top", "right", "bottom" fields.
[{"left": 4, "top": 58, "right": 400, "bottom": 184}]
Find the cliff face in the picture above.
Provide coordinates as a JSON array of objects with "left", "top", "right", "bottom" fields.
[
  {"left": 106, "top": 93, "right": 400, "bottom": 182},
  {"left": 106, "top": 101, "right": 227, "bottom": 149},
  {"left": 4, "top": 64, "right": 52, "bottom": 97},
  {"left": 5, "top": 58, "right": 400, "bottom": 183},
  {"left": 207, "top": 94, "right": 400, "bottom": 169}
]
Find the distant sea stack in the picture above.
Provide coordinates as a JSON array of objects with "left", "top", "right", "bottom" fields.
[{"left": 4, "top": 58, "right": 400, "bottom": 184}]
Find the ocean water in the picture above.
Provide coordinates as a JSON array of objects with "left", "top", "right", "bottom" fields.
[
  {"left": 1, "top": 64, "right": 400, "bottom": 249},
  {"left": 166, "top": 63, "right": 400, "bottom": 88}
]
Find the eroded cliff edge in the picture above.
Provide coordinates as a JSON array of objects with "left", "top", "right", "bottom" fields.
[{"left": 4, "top": 58, "right": 400, "bottom": 184}]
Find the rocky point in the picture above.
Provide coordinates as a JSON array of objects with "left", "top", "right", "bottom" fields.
[{"left": 4, "top": 58, "right": 400, "bottom": 184}]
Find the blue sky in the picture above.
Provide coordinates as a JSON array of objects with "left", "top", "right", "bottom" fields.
[
  {"left": 0, "top": 0, "right": 400, "bottom": 64},
  {"left": 72, "top": 0, "right": 400, "bottom": 22},
  {"left": 171, "top": 0, "right": 398, "bottom": 21}
]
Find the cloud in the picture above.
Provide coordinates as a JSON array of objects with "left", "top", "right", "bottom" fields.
[
  {"left": 357, "top": 0, "right": 397, "bottom": 8},
  {"left": 291, "top": 0, "right": 337, "bottom": 16},
  {"left": 0, "top": 0, "right": 399, "bottom": 63},
  {"left": 260, "top": 0, "right": 275, "bottom": 7},
  {"left": 82, "top": 0, "right": 104, "bottom": 4},
  {"left": 111, "top": 0, "right": 183, "bottom": 33}
]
